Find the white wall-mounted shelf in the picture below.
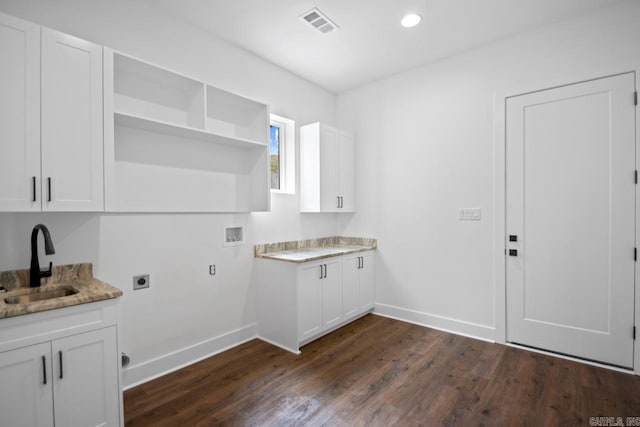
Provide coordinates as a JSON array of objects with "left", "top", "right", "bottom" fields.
[
  {"left": 114, "top": 113, "right": 267, "bottom": 149},
  {"left": 206, "top": 85, "right": 268, "bottom": 142},
  {"left": 104, "top": 49, "right": 270, "bottom": 213},
  {"left": 113, "top": 53, "right": 205, "bottom": 129}
]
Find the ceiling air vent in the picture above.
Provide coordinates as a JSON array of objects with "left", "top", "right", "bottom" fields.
[{"left": 300, "top": 7, "right": 339, "bottom": 34}]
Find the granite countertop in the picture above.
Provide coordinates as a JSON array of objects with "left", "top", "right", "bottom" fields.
[
  {"left": 0, "top": 263, "right": 123, "bottom": 319},
  {"left": 255, "top": 236, "right": 377, "bottom": 263}
]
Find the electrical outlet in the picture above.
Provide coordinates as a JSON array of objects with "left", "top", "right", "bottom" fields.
[
  {"left": 209, "top": 265, "right": 216, "bottom": 276},
  {"left": 133, "top": 274, "right": 150, "bottom": 290}
]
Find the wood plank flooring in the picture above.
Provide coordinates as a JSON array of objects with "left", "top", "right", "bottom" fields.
[{"left": 124, "top": 315, "right": 640, "bottom": 426}]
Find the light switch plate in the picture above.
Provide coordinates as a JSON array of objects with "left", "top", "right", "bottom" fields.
[{"left": 459, "top": 208, "right": 481, "bottom": 220}]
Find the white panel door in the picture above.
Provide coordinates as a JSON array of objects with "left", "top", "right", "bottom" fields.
[
  {"left": 0, "top": 342, "right": 54, "bottom": 427},
  {"left": 342, "top": 254, "right": 360, "bottom": 319},
  {"left": 506, "top": 73, "right": 636, "bottom": 368},
  {"left": 322, "top": 258, "right": 343, "bottom": 330},
  {"left": 298, "top": 263, "right": 323, "bottom": 342},
  {"left": 319, "top": 126, "right": 339, "bottom": 212},
  {"left": 53, "top": 327, "right": 120, "bottom": 427},
  {"left": 0, "top": 12, "right": 41, "bottom": 211},
  {"left": 41, "top": 27, "right": 103, "bottom": 211}
]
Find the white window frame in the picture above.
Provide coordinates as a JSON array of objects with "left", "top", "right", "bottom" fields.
[{"left": 270, "top": 113, "right": 295, "bottom": 194}]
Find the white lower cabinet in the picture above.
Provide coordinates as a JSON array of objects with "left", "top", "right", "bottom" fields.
[
  {"left": 0, "top": 342, "right": 54, "bottom": 427},
  {"left": 0, "top": 299, "right": 122, "bottom": 426},
  {"left": 298, "top": 262, "right": 323, "bottom": 342},
  {"left": 342, "top": 252, "right": 375, "bottom": 319},
  {"left": 53, "top": 327, "right": 120, "bottom": 427},
  {"left": 321, "top": 260, "right": 342, "bottom": 330},
  {"left": 256, "top": 251, "right": 374, "bottom": 353},
  {"left": 298, "top": 259, "right": 342, "bottom": 343},
  {"left": 341, "top": 255, "right": 360, "bottom": 320},
  {"left": 359, "top": 252, "right": 375, "bottom": 311}
]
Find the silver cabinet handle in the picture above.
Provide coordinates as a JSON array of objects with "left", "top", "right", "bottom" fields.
[
  {"left": 319, "top": 264, "right": 327, "bottom": 279},
  {"left": 32, "top": 177, "right": 37, "bottom": 202},
  {"left": 47, "top": 177, "right": 52, "bottom": 202}
]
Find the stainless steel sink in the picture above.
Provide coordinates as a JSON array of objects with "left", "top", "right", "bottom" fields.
[{"left": 4, "top": 286, "right": 78, "bottom": 305}]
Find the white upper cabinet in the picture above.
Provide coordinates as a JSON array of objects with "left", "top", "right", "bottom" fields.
[
  {"left": 300, "top": 122, "right": 355, "bottom": 212},
  {"left": 0, "top": 13, "right": 41, "bottom": 211},
  {"left": 41, "top": 28, "right": 104, "bottom": 211},
  {"left": 0, "top": 14, "right": 104, "bottom": 212},
  {"left": 337, "top": 130, "right": 355, "bottom": 211}
]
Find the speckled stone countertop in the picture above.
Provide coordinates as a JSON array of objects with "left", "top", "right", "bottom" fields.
[
  {"left": 255, "top": 236, "right": 377, "bottom": 263},
  {"left": 0, "top": 263, "right": 123, "bottom": 319}
]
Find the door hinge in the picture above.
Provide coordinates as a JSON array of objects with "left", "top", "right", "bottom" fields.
[
  {"left": 635, "top": 247, "right": 637, "bottom": 262},
  {"left": 636, "top": 170, "right": 638, "bottom": 184},
  {"left": 634, "top": 326, "right": 636, "bottom": 340}
]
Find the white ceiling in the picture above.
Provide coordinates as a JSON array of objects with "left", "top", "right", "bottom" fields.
[{"left": 152, "top": 0, "right": 626, "bottom": 93}]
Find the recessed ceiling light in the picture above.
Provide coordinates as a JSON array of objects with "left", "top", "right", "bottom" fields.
[{"left": 401, "top": 13, "right": 422, "bottom": 28}]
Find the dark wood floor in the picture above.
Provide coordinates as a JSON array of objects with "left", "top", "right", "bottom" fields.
[{"left": 124, "top": 315, "right": 640, "bottom": 426}]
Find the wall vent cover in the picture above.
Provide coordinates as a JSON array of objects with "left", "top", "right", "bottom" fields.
[{"left": 300, "top": 7, "right": 339, "bottom": 34}]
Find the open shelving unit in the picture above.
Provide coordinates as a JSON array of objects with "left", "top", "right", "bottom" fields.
[{"left": 103, "top": 49, "right": 270, "bottom": 212}]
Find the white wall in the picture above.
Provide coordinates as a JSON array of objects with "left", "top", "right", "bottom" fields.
[
  {"left": 337, "top": 0, "right": 640, "bottom": 340},
  {"left": 0, "top": 0, "right": 338, "bottom": 386}
]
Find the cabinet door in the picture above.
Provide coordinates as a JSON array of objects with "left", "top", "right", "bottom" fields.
[
  {"left": 41, "top": 27, "right": 104, "bottom": 211},
  {"left": 319, "top": 126, "right": 339, "bottom": 212},
  {"left": 298, "top": 263, "right": 323, "bottom": 342},
  {"left": 338, "top": 130, "right": 355, "bottom": 212},
  {"left": 359, "top": 252, "right": 375, "bottom": 311},
  {"left": 52, "top": 327, "right": 120, "bottom": 427},
  {"left": 341, "top": 254, "right": 360, "bottom": 320},
  {"left": 322, "top": 259, "right": 343, "bottom": 330},
  {"left": 0, "top": 342, "right": 54, "bottom": 427},
  {"left": 0, "top": 13, "right": 41, "bottom": 211}
]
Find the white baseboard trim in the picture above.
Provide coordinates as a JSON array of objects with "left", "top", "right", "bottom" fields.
[
  {"left": 122, "top": 323, "right": 258, "bottom": 390},
  {"left": 257, "top": 336, "right": 301, "bottom": 355},
  {"left": 374, "top": 303, "right": 495, "bottom": 343}
]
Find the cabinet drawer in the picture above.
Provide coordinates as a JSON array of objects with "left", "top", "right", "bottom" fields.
[{"left": 0, "top": 299, "right": 117, "bottom": 352}]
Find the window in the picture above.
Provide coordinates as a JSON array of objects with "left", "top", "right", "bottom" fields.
[
  {"left": 270, "top": 114, "right": 295, "bottom": 194},
  {"left": 270, "top": 124, "right": 282, "bottom": 190}
]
